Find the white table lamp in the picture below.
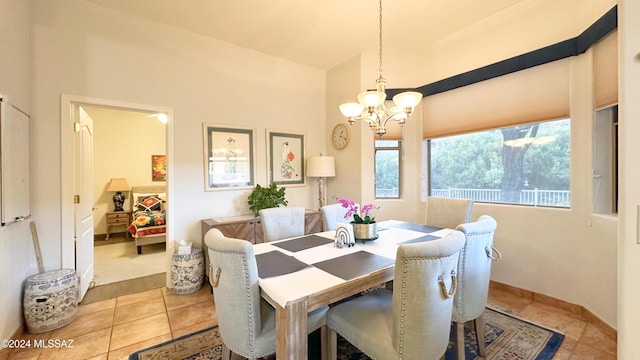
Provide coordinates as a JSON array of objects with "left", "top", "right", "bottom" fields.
[
  {"left": 307, "top": 156, "right": 336, "bottom": 210},
  {"left": 106, "top": 178, "right": 130, "bottom": 211}
]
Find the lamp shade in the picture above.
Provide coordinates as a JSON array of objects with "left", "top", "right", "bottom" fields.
[
  {"left": 306, "top": 156, "right": 336, "bottom": 177},
  {"left": 339, "top": 103, "right": 365, "bottom": 118},
  {"left": 106, "top": 178, "right": 130, "bottom": 192},
  {"left": 392, "top": 91, "right": 423, "bottom": 108},
  {"left": 358, "top": 91, "right": 386, "bottom": 108}
]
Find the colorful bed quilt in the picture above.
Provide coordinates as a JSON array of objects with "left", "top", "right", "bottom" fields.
[{"left": 128, "top": 210, "right": 166, "bottom": 238}]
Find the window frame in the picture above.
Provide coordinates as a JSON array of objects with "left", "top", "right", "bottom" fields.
[
  {"left": 374, "top": 139, "right": 402, "bottom": 199},
  {"left": 425, "top": 118, "right": 571, "bottom": 208}
]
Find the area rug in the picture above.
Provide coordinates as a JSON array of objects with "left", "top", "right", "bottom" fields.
[{"left": 129, "top": 307, "right": 564, "bottom": 360}]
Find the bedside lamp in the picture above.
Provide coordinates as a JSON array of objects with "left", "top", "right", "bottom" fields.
[
  {"left": 307, "top": 156, "right": 336, "bottom": 210},
  {"left": 106, "top": 178, "right": 130, "bottom": 211}
]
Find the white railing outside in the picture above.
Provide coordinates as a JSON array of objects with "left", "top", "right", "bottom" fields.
[{"left": 431, "top": 188, "right": 570, "bottom": 207}]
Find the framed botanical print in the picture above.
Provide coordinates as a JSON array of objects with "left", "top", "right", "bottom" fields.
[
  {"left": 203, "top": 124, "right": 256, "bottom": 191},
  {"left": 266, "top": 130, "right": 305, "bottom": 186},
  {"left": 151, "top": 155, "right": 166, "bottom": 182}
]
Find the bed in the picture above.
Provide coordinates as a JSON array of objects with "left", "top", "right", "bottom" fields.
[{"left": 127, "top": 185, "right": 167, "bottom": 254}]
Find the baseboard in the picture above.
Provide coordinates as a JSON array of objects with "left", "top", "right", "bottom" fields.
[
  {"left": 81, "top": 273, "right": 166, "bottom": 305},
  {"left": 490, "top": 280, "right": 617, "bottom": 340},
  {"left": 94, "top": 231, "right": 128, "bottom": 241}
]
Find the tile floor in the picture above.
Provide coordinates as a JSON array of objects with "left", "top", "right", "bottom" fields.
[{"left": 4, "top": 283, "right": 616, "bottom": 360}]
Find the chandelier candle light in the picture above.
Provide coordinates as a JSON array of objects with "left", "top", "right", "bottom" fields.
[{"left": 338, "top": 0, "right": 423, "bottom": 138}]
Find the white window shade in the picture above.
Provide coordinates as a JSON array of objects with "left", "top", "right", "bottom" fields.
[
  {"left": 422, "top": 58, "right": 570, "bottom": 139},
  {"left": 594, "top": 30, "right": 618, "bottom": 110}
]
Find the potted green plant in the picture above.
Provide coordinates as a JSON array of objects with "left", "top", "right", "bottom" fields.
[{"left": 248, "top": 183, "right": 288, "bottom": 217}]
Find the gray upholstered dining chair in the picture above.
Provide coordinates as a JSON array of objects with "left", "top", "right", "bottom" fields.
[
  {"left": 204, "top": 228, "right": 328, "bottom": 360},
  {"left": 326, "top": 230, "right": 466, "bottom": 360},
  {"left": 258, "top": 206, "right": 305, "bottom": 242},
  {"left": 451, "top": 215, "right": 500, "bottom": 360},
  {"left": 320, "top": 203, "right": 359, "bottom": 231},
  {"left": 425, "top": 196, "right": 474, "bottom": 229}
]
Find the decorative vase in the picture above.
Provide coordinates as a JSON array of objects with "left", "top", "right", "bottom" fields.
[
  {"left": 23, "top": 269, "right": 79, "bottom": 333},
  {"left": 351, "top": 222, "right": 377, "bottom": 240},
  {"left": 113, "top": 191, "right": 125, "bottom": 211},
  {"left": 171, "top": 248, "right": 204, "bottom": 295}
]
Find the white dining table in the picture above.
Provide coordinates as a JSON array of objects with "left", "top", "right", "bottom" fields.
[{"left": 253, "top": 220, "right": 453, "bottom": 360}]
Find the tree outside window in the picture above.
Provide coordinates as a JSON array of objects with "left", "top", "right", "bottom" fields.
[
  {"left": 428, "top": 119, "right": 570, "bottom": 207},
  {"left": 375, "top": 140, "right": 401, "bottom": 199}
]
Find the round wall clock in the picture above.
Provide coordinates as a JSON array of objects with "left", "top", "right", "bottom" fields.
[{"left": 332, "top": 123, "right": 351, "bottom": 150}]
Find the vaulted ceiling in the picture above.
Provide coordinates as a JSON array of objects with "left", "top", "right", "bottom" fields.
[{"left": 84, "top": 0, "right": 528, "bottom": 70}]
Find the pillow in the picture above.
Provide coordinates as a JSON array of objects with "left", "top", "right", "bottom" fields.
[
  {"left": 133, "top": 193, "right": 158, "bottom": 203},
  {"left": 135, "top": 196, "right": 163, "bottom": 212}
]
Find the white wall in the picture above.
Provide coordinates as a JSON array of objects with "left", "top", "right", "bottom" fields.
[
  {"left": 417, "top": 0, "right": 619, "bottom": 328},
  {"left": 325, "top": 55, "right": 363, "bottom": 203},
  {"left": 29, "top": 0, "right": 324, "bottom": 275},
  {"left": 0, "top": 0, "right": 32, "bottom": 341},
  {"left": 617, "top": 0, "right": 640, "bottom": 357},
  {"left": 1, "top": 0, "right": 628, "bottom": 343}
]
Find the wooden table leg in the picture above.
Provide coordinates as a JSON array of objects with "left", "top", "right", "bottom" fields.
[{"left": 275, "top": 297, "right": 308, "bottom": 360}]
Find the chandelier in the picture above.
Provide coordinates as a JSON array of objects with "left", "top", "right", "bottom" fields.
[{"left": 338, "top": 0, "right": 423, "bottom": 138}]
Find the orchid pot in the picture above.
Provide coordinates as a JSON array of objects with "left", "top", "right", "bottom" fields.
[{"left": 351, "top": 222, "right": 377, "bottom": 240}]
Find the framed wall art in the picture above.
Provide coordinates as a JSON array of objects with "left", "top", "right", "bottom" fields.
[
  {"left": 266, "top": 130, "right": 305, "bottom": 186},
  {"left": 203, "top": 124, "right": 256, "bottom": 191},
  {"left": 151, "top": 155, "right": 166, "bottom": 182}
]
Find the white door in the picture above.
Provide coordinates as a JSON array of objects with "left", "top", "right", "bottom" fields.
[{"left": 75, "top": 106, "right": 94, "bottom": 300}]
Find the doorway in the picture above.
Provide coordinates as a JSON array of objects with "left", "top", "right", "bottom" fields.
[
  {"left": 83, "top": 105, "right": 167, "bottom": 286},
  {"left": 60, "top": 95, "right": 174, "bottom": 301}
]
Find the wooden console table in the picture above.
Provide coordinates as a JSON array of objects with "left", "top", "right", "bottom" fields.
[
  {"left": 201, "top": 209, "right": 322, "bottom": 245},
  {"left": 201, "top": 210, "right": 323, "bottom": 273}
]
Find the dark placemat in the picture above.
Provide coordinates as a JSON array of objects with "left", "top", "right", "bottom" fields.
[
  {"left": 255, "top": 251, "right": 310, "bottom": 278},
  {"left": 312, "top": 251, "right": 395, "bottom": 281},
  {"left": 272, "top": 234, "right": 334, "bottom": 252},
  {"left": 386, "top": 221, "right": 443, "bottom": 233},
  {"left": 399, "top": 234, "right": 440, "bottom": 244}
]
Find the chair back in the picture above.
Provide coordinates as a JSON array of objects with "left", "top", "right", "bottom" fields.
[
  {"left": 204, "top": 228, "right": 264, "bottom": 353},
  {"left": 425, "top": 196, "right": 473, "bottom": 229},
  {"left": 391, "top": 230, "right": 466, "bottom": 359},
  {"left": 452, "top": 215, "right": 498, "bottom": 322},
  {"left": 259, "top": 206, "right": 305, "bottom": 242},
  {"left": 320, "top": 203, "right": 358, "bottom": 231}
]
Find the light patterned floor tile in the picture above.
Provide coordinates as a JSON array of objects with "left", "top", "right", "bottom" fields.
[
  {"left": 77, "top": 298, "right": 116, "bottom": 316},
  {"left": 167, "top": 300, "right": 216, "bottom": 332},
  {"left": 49, "top": 308, "right": 115, "bottom": 340},
  {"left": 115, "top": 288, "right": 163, "bottom": 307},
  {"left": 518, "top": 301, "right": 588, "bottom": 343},
  {"left": 113, "top": 297, "right": 166, "bottom": 325},
  {"left": 163, "top": 285, "right": 213, "bottom": 311},
  {"left": 35, "top": 327, "right": 110, "bottom": 360},
  {"left": 487, "top": 287, "right": 532, "bottom": 315},
  {"left": 110, "top": 313, "right": 171, "bottom": 350}
]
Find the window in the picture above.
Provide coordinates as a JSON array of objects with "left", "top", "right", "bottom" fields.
[
  {"left": 375, "top": 140, "right": 401, "bottom": 199},
  {"left": 427, "top": 119, "right": 570, "bottom": 207}
]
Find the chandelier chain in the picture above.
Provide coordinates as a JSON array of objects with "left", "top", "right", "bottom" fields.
[
  {"left": 337, "top": 0, "right": 422, "bottom": 138},
  {"left": 378, "top": 0, "right": 383, "bottom": 77}
]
